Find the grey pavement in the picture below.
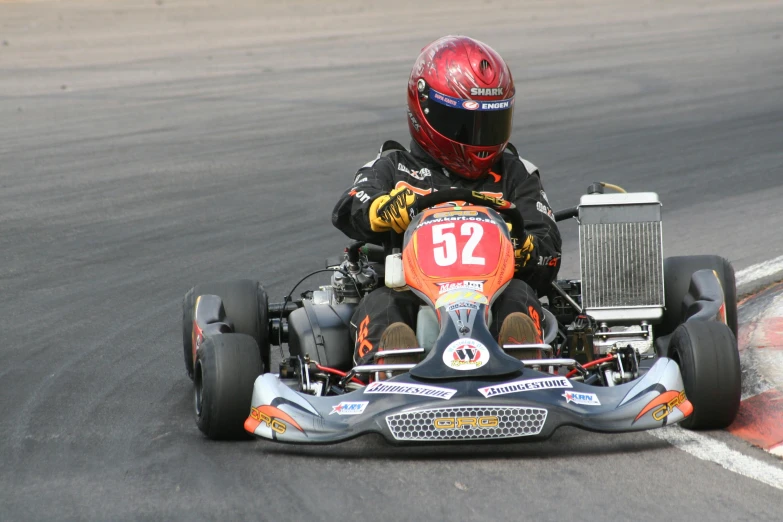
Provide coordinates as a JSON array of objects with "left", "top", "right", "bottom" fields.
[{"left": 1, "top": 1, "right": 782, "bottom": 520}]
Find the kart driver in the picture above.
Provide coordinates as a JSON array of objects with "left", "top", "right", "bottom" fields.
[{"left": 332, "top": 35, "right": 562, "bottom": 365}]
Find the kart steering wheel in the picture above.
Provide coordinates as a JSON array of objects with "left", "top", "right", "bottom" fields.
[{"left": 411, "top": 188, "right": 525, "bottom": 237}]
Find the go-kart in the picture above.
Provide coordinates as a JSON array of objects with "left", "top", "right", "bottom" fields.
[{"left": 182, "top": 184, "right": 741, "bottom": 443}]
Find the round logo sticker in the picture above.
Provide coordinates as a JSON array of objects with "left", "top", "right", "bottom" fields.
[
  {"left": 442, "top": 338, "right": 490, "bottom": 371},
  {"left": 462, "top": 100, "right": 479, "bottom": 110}
]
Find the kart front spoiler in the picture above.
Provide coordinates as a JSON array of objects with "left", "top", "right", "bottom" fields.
[{"left": 244, "top": 357, "right": 693, "bottom": 444}]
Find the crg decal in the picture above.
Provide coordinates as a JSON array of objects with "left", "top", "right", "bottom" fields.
[
  {"left": 633, "top": 390, "right": 692, "bottom": 423},
  {"left": 433, "top": 416, "right": 498, "bottom": 429},
  {"left": 247, "top": 405, "right": 304, "bottom": 434}
]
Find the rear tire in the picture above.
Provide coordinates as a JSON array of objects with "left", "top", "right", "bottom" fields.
[
  {"left": 194, "top": 333, "right": 262, "bottom": 440},
  {"left": 660, "top": 255, "right": 737, "bottom": 338},
  {"left": 666, "top": 321, "right": 740, "bottom": 430},
  {"left": 182, "top": 280, "right": 270, "bottom": 380}
]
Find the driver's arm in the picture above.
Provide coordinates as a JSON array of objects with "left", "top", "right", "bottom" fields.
[
  {"left": 331, "top": 155, "right": 397, "bottom": 243},
  {"left": 508, "top": 164, "right": 563, "bottom": 295}
]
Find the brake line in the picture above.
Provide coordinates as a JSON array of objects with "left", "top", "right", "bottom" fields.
[
  {"left": 314, "top": 363, "right": 366, "bottom": 386},
  {"left": 565, "top": 354, "right": 616, "bottom": 379}
]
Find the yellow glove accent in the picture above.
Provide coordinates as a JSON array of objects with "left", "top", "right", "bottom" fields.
[
  {"left": 369, "top": 194, "right": 393, "bottom": 232},
  {"left": 369, "top": 187, "right": 416, "bottom": 234},
  {"left": 514, "top": 234, "right": 535, "bottom": 271}
]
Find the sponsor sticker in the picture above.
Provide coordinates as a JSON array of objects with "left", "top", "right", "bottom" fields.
[
  {"left": 563, "top": 391, "right": 601, "bottom": 406},
  {"left": 434, "top": 416, "right": 498, "bottom": 429},
  {"left": 479, "top": 100, "right": 512, "bottom": 111},
  {"left": 537, "top": 255, "right": 561, "bottom": 267},
  {"left": 437, "top": 280, "right": 484, "bottom": 294},
  {"left": 330, "top": 401, "right": 369, "bottom": 416},
  {"left": 397, "top": 163, "right": 431, "bottom": 180},
  {"left": 407, "top": 108, "right": 421, "bottom": 131},
  {"left": 409, "top": 167, "right": 431, "bottom": 181},
  {"left": 349, "top": 189, "right": 371, "bottom": 203},
  {"left": 248, "top": 405, "right": 304, "bottom": 434},
  {"left": 478, "top": 376, "right": 572, "bottom": 398},
  {"left": 435, "top": 290, "right": 488, "bottom": 308},
  {"left": 433, "top": 210, "right": 479, "bottom": 218},
  {"left": 470, "top": 87, "right": 504, "bottom": 96},
  {"left": 429, "top": 88, "right": 514, "bottom": 112},
  {"left": 536, "top": 201, "right": 555, "bottom": 222},
  {"left": 443, "top": 338, "right": 490, "bottom": 371},
  {"left": 446, "top": 301, "right": 480, "bottom": 312},
  {"left": 364, "top": 381, "right": 457, "bottom": 400},
  {"left": 633, "top": 390, "right": 691, "bottom": 423}
]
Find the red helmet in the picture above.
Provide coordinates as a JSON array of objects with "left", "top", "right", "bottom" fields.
[{"left": 407, "top": 36, "right": 515, "bottom": 180}]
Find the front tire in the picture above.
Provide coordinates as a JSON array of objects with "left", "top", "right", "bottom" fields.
[
  {"left": 182, "top": 280, "right": 270, "bottom": 380},
  {"left": 666, "top": 321, "right": 741, "bottom": 430},
  {"left": 195, "top": 333, "right": 262, "bottom": 440},
  {"left": 660, "top": 255, "right": 737, "bottom": 338}
]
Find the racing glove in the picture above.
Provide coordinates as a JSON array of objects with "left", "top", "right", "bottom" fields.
[
  {"left": 506, "top": 222, "right": 535, "bottom": 271},
  {"left": 515, "top": 234, "right": 535, "bottom": 271},
  {"left": 368, "top": 187, "right": 417, "bottom": 234}
]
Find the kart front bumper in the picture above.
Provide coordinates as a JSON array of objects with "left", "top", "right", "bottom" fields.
[{"left": 244, "top": 358, "right": 692, "bottom": 444}]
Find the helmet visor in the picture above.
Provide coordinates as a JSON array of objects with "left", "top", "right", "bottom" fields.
[{"left": 424, "top": 88, "right": 514, "bottom": 147}]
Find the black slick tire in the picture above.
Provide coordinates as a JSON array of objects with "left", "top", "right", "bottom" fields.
[
  {"left": 194, "top": 333, "right": 262, "bottom": 440},
  {"left": 182, "top": 280, "right": 270, "bottom": 380},
  {"left": 660, "top": 255, "right": 738, "bottom": 338},
  {"left": 666, "top": 321, "right": 741, "bottom": 430}
]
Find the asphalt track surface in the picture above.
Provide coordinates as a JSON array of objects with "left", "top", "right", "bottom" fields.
[{"left": 2, "top": 1, "right": 782, "bottom": 520}]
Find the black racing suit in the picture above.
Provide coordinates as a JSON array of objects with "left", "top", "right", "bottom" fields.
[{"left": 332, "top": 140, "right": 562, "bottom": 364}]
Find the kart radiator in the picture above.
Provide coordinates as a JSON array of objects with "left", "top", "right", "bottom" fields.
[{"left": 578, "top": 192, "right": 664, "bottom": 322}]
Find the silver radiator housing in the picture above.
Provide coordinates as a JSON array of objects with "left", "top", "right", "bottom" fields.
[{"left": 578, "top": 192, "right": 664, "bottom": 322}]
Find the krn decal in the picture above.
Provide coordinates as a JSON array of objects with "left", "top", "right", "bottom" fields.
[
  {"left": 330, "top": 401, "right": 369, "bottom": 416},
  {"left": 563, "top": 391, "right": 601, "bottom": 406}
]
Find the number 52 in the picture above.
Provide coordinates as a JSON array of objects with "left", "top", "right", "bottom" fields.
[{"left": 432, "top": 222, "right": 485, "bottom": 267}]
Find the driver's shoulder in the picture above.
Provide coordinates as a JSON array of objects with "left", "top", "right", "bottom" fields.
[
  {"left": 503, "top": 142, "right": 540, "bottom": 177},
  {"left": 359, "top": 140, "right": 409, "bottom": 169}
]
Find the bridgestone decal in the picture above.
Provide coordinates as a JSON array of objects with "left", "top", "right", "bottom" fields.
[
  {"left": 478, "top": 376, "right": 572, "bottom": 398},
  {"left": 364, "top": 382, "right": 457, "bottom": 400}
]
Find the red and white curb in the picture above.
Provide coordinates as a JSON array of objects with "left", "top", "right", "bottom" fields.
[
  {"left": 731, "top": 285, "right": 783, "bottom": 457},
  {"left": 649, "top": 258, "right": 783, "bottom": 490}
]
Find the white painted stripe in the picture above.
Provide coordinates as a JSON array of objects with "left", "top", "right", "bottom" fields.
[
  {"left": 654, "top": 257, "right": 783, "bottom": 483},
  {"left": 736, "top": 254, "right": 783, "bottom": 287},
  {"left": 651, "top": 426, "right": 783, "bottom": 490}
]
